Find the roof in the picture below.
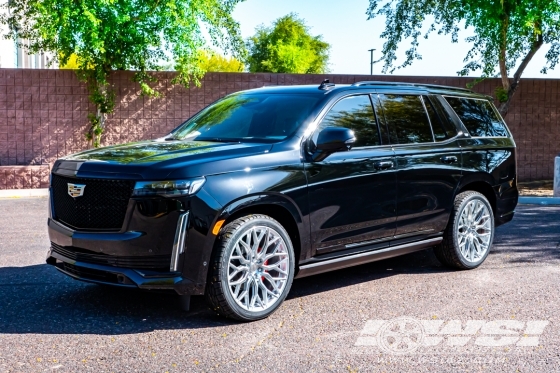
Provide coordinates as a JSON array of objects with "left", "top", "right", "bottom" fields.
[
  {"left": 238, "top": 81, "right": 490, "bottom": 99},
  {"left": 351, "top": 81, "right": 472, "bottom": 93}
]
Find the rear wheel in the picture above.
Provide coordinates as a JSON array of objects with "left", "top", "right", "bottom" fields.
[
  {"left": 205, "top": 214, "right": 295, "bottom": 321},
  {"left": 434, "top": 191, "right": 494, "bottom": 269}
]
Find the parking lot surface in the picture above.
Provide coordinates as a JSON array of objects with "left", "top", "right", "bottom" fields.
[{"left": 0, "top": 197, "right": 559, "bottom": 372}]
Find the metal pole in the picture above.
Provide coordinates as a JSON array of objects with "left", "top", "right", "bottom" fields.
[
  {"left": 368, "top": 49, "right": 376, "bottom": 75},
  {"left": 554, "top": 153, "right": 560, "bottom": 197}
]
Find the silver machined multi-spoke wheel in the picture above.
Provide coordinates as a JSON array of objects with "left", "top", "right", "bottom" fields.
[
  {"left": 227, "top": 226, "right": 290, "bottom": 312},
  {"left": 434, "top": 191, "right": 494, "bottom": 269},
  {"left": 206, "top": 214, "right": 295, "bottom": 321},
  {"left": 457, "top": 199, "right": 492, "bottom": 263}
]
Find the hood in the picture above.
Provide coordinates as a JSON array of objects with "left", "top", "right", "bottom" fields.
[
  {"left": 59, "top": 140, "right": 275, "bottom": 179},
  {"left": 66, "top": 140, "right": 259, "bottom": 164}
]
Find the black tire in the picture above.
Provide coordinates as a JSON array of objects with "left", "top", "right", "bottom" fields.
[
  {"left": 205, "top": 214, "right": 295, "bottom": 321},
  {"left": 434, "top": 191, "right": 495, "bottom": 270}
]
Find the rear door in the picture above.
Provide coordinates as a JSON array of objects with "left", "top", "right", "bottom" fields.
[
  {"left": 376, "top": 91, "right": 463, "bottom": 240},
  {"left": 305, "top": 94, "right": 397, "bottom": 255}
]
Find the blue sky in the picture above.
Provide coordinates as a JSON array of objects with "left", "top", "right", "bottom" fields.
[{"left": 232, "top": 0, "right": 560, "bottom": 78}]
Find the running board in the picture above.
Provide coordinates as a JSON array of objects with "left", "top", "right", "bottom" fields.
[{"left": 295, "top": 237, "right": 442, "bottom": 279}]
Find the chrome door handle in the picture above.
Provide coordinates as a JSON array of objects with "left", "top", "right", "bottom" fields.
[
  {"left": 374, "top": 160, "right": 394, "bottom": 170},
  {"left": 441, "top": 156, "right": 458, "bottom": 164}
]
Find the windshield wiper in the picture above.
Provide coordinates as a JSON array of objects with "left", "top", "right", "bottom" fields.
[{"left": 195, "top": 137, "right": 241, "bottom": 143}]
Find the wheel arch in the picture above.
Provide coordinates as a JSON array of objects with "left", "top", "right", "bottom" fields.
[
  {"left": 456, "top": 177, "right": 497, "bottom": 216},
  {"left": 213, "top": 193, "right": 307, "bottom": 269}
]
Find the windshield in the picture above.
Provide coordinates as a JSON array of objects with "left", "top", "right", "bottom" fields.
[{"left": 172, "top": 93, "right": 321, "bottom": 142}]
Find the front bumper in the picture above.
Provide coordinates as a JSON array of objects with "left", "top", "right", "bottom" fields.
[
  {"left": 46, "top": 197, "right": 208, "bottom": 295},
  {"left": 47, "top": 248, "right": 183, "bottom": 290},
  {"left": 46, "top": 163, "right": 226, "bottom": 296},
  {"left": 46, "top": 235, "right": 204, "bottom": 294}
]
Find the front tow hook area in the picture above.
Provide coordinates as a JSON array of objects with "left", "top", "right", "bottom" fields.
[
  {"left": 116, "top": 273, "right": 134, "bottom": 285},
  {"left": 46, "top": 254, "right": 195, "bottom": 312}
]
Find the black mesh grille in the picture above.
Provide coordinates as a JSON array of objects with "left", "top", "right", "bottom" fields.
[
  {"left": 51, "top": 242, "right": 171, "bottom": 270},
  {"left": 51, "top": 174, "right": 135, "bottom": 230}
]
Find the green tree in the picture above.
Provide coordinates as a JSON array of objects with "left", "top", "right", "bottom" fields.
[
  {"left": 197, "top": 50, "right": 245, "bottom": 72},
  {"left": 366, "top": 0, "right": 560, "bottom": 117},
  {"left": 1, "top": 0, "right": 245, "bottom": 147},
  {"left": 246, "top": 13, "right": 330, "bottom": 74}
]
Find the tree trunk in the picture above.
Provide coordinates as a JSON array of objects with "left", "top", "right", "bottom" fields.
[
  {"left": 88, "top": 81, "right": 109, "bottom": 148},
  {"left": 499, "top": 14, "right": 510, "bottom": 92},
  {"left": 498, "top": 32, "right": 543, "bottom": 118},
  {"left": 95, "top": 107, "right": 106, "bottom": 148}
]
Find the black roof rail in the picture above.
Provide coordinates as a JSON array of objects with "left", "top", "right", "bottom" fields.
[
  {"left": 351, "top": 81, "right": 472, "bottom": 93},
  {"left": 319, "top": 79, "right": 335, "bottom": 90}
]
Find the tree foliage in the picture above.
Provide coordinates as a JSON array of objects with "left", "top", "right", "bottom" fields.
[
  {"left": 246, "top": 13, "right": 330, "bottom": 74},
  {"left": 367, "top": 0, "right": 560, "bottom": 116},
  {"left": 197, "top": 50, "right": 245, "bottom": 72},
  {"left": 59, "top": 53, "right": 79, "bottom": 69},
  {"left": 1, "top": 0, "right": 245, "bottom": 147}
]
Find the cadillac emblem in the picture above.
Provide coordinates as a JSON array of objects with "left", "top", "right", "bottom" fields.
[{"left": 67, "top": 183, "right": 86, "bottom": 198}]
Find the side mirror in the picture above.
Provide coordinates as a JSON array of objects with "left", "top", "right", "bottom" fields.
[{"left": 311, "top": 127, "right": 356, "bottom": 161}]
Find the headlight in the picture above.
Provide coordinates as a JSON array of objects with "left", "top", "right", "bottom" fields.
[{"left": 132, "top": 177, "right": 206, "bottom": 197}]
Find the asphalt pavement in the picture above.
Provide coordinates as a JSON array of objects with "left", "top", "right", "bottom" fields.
[{"left": 0, "top": 197, "right": 559, "bottom": 373}]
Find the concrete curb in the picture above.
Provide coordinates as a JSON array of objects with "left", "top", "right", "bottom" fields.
[
  {"left": 518, "top": 197, "right": 560, "bottom": 205},
  {"left": 0, "top": 188, "right": 49, "bottom": 198}
]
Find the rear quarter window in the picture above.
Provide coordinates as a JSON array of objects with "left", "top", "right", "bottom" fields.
[{"left": 444, "top": 96, "right": 509, "bottom": 137}]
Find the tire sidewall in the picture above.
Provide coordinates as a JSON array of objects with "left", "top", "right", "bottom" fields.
[
  {"left": 452, "top": 192, "right": 495, "bottom": 269},
  {"left": 218, "top": 217, "right": 295, "bottom": 321}
]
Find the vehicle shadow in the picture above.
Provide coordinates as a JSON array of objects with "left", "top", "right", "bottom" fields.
[
  {"left": 0, "top": 250, "right": 443, "bottom": 335},
  {"left": 0, "top": 263, "right": 229, "bottom": 335},
  {"left": 491, "top": 205, "right": 560, "bottom": 263},
  {"left": 288, "top": 248, "right": 445, "bottom": 299},
  {"left": 0, "top": 206, "right": 557, "bottom": 335}
]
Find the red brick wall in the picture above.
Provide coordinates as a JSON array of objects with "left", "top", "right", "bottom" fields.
[
  {"left": 0, "top": 68, "right": 559, "bottom": 189},
  {"left": 0, "top": 165, "right": 50, "bottom": 189}
]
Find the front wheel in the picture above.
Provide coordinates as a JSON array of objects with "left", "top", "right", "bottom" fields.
[
  {"left": 434, "top": 191, "right": 494, "bottom": 269},
  {"left": 205, "top": 214, "right": 295, "bottom": 321}
]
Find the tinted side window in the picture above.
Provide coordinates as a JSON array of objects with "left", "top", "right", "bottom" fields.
[
  {"left": 444, "top": 97, "right": 508, "bottom": 137},
  {"left": 430, "top": 96, "right": 459, "bottom": 138},
  {"left": 319, "top": 95, "right": 380, "bottom": 147},
  {"left": 379, "top": 94, "right": 434, "bottom": 144},
  {"left": 423, "top": 96, "right": 447, "bottom": 141},
  {"left": 423, "top": 95, "right": 459, "bottom": 141}
]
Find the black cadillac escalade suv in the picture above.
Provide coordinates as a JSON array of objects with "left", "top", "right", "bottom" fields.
[{"left": 47, "top": 81, "right": 518, "bottom": 321}]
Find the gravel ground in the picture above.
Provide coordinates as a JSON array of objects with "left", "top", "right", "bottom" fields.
[
  {"left": 518, "top": 189, "right": 554, "bottom": 197},
  {"left": 518, "top": 180, "right": 554, "bottom": 197},
  {"left": 0, "top": 197, "right": 559, "bottom": 373}
]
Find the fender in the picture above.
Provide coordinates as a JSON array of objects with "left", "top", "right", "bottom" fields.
[
  {"left": 456, "top": 172, "right": 498, "bottom": 197},
  {"left": 453, "top": 172, "right": 517, "bottom": 223},
  {"left": 218, "top": 192, "right": 304, "bottom": 224},
  {"left": 175, "top": 191, "right": 311, "bottom": 295},
  {"left": 215, "top": 192, "right": 310, "bottom": 262}
]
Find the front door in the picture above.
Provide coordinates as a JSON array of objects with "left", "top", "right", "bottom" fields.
[{"left": 305, "top": 94, "right": 397, "bottom": 255}]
